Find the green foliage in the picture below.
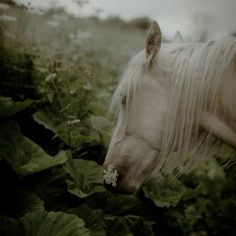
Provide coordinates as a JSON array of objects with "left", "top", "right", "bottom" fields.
[
  {"left": 0, "top": 97, "right": 32, "bottom": 117},
  {"left": 90, "top": 115, "right": 113, "bottom": 147},
  {"left": 10, "top": 188, "right": 44, "bottom": 217},
  {"left": 143, "top": 176, "right": 200, "bottom": 208},
  {"left": 0, "top": 121, "right": 68, "bottom": 176},
  {"left": 68, "top": 204, "right": 107, "bottom": 236},
  {"left": 0, "top": 215, "right": 25, "bottom": 236},
  {"left": 0, "top": 5, "right": 235, "bottom": 236},
  {"left": 20, "top": 210, "right": 90, "bottom": 236},
  {"left": 63, "top": 159, "right": 106, "bottom": 198},
  {"left": 105, "top": 215, "right": 154, "bottom": 236},
  {"left": 67, "top": 193, "right": 155, "bottom": 236}
]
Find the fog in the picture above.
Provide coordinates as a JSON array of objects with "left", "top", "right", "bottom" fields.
[{"left": 15, "top": 0, "right": 236, "bottom": 40}]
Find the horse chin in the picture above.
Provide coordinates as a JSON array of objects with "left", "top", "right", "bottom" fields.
[
  {"left": 103, "top": 139, "right": 159, "bottom": 194},
  {"left": 119, "top": 170, "right": 151, "bottom": 194},
  {"left": 119, "top": 181, "right": 140, "bottom": 194}
]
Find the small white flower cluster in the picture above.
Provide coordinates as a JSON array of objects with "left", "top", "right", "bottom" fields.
[
  {"left": 66, "top": 119, "right": 81, "bottom": 125},
  {"left": 103, "top": 165, "right": 119, "bottom": 187},
  {"left": 45, "top": 73, "right": 57, "bottom": 82}
]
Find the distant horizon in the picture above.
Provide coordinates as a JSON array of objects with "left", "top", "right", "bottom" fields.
[{"left": 14, "top": 0, "right": 236, "bottom": 41}]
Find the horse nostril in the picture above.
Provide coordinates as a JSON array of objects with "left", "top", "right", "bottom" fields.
[
  {"left": 102, "top": 165, "right": 119, "bottom": 192},
  {"left": 103, "top": 179, "right": 118, "bottom": 193}
]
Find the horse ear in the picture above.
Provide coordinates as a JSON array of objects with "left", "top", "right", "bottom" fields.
[
  {"left": 172, "top": 31, "right": 184, "bottom": 43},
  {"left": 145, "top": 21, "right": 161, "bottom": 69}
]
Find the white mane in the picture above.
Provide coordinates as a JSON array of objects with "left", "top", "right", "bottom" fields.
[
  {"left": 110, "top": 50, "right": 146, "bottom": 113},
  {"left": 111, "top": 37, "right": 236, "bottom": 175}
]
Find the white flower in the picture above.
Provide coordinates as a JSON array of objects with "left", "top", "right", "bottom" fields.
[
  {"left": 103, "top": 165, "right": 119, "bottom": 187},
  {"left": 45, "top": 73, "right": 57, "bottom": 82}
]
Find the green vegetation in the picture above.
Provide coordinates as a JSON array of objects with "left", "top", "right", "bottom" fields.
[{"left": 0, "top": 4, "right": 236, "bottom": 236}]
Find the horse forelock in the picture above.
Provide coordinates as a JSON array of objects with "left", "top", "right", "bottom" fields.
[
  {"left": 110, "top": 50, "right": 146, "bottom": 114},
  {"left": 110, "top": 37, "right": 236, "bottom": 175}
]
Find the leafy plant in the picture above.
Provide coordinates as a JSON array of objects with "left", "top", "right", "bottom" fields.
[
  {"left": 63, "top": 158, "right": 106, "bottom": 198},
  {"left": 0, "top": 5, "right": 235, "bottom": 236}
]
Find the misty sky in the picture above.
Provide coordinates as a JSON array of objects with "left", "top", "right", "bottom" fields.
[{"left": 15, "top": 0, "right": 236, "bottom": 40}]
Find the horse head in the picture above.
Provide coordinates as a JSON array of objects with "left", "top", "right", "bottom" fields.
[
  {"left": 103, "top": 21, "right": 236, "bottom": 194},
  {"left": 103, "top": 21, "right": 169, "bottom": 193}
]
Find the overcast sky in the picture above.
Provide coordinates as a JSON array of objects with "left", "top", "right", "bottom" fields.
[{"left": 15, "top": 0, "right": 236, "bottom": 40}]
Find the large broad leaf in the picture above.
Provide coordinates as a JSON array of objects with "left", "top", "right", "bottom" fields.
[
  {"left": 33, "top": 110, "right": 60, "bottom": 136},
  {"left": 0, "top": 121, "right": 68, "bottom": 176},
  {"left": 105, "top": 215, "right": 155, "bottom": 236},
  {"left": 63, "top": 159, "right": 106, "bottom": 198},
  {"left": 33, "top": 110, "right": 87, "bottom": 147},
  {"left": 86, "top": 192, "right": 151, "bottom": 217},
  {"left": 20, "top": 210, "right": 90, "bottom": 236},
  {"left": 9, "top": 188, "right": 44, "bottom": 217},
  {"left": 90, "top": 115, "right": 113, "bottom": 147},
  {"left": 143, "top": 177, "right": 197, "bottom": 208},
  {"left": 68, "top": 203, "right": 155, "bottom": 236},
  {"left": 143, "top": 159, "right": 227, "bottom": 208},
  {"left": 33, "top": 166, "right": 69, "bottom": 211},
  {"left": 68, "top": 204, "right": 107, "bottom": 236},
  {"left": 0, "top": 216, "right": 25, "bottom": 236},
  {"left": 0, "top": 96, "right": 32, "bottom": 117}
]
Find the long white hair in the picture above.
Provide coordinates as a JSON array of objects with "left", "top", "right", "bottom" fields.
[
  {"left": 159, "top": 38, "right": 236, "bottom": 174},
  {"left": 110, "top": 37, "right": 236, "bottom": 175}
]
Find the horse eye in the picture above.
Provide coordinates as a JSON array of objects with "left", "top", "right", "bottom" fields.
[{"left": 121, "top": 96, "right": 126, "bottom": 105}]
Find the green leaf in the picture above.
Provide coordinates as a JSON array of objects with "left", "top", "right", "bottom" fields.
[
  {"left": 143, "top": 166, "right": 218, "bottom": 208},
  {"left": 33, "top": 110, "right": 85, "bottom": 147},
  {"left": 90, "top": 115, "right": 112, "bottom": 147},
  {"left": 33, "top": 166, "right": 69, "bottom": 211},
  {"left": 0, "top": 97, "right": 32, "bottom": 117},
  {"left": 68, "top": 204, "right": 106, "bottom": 236},
  {"left": 33, "top": 110, "right": 60, "bottom": 136},
  {"left": 20, "top": 210, "right": 90, "bottom": 236},
  {"left": 87, "top": 192, "right": 148, "bottom": 216},
  {"left": 12, "top": 188, "right": 44, "bottom": 217},
  {"left": 20, "top": 148, "right": 69, "bottom": 176},
  {"left": 0, "top": 216, "right": 25, "bottom": 236},
  {"left": 143, "top": 177, "right": 192, "bottom": 208},
  {"left": 105, "top": 215, "right": 155, "bottom": 236},
  {"left": 187, "top": 159, "right": 226, "bottom": 198},
  {"left": 63, "top": 159, "right": 106, "bottom": 198},
  {"left": 0, "top": 121, "right": 68, "bottom": 176},
  {"left": 68, "top": 202, "right": 155, "bottom": 236}
]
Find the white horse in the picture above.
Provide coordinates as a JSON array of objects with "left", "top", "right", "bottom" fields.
[{"left": 103, "top": 21, "right": 236, "bottom": 194}]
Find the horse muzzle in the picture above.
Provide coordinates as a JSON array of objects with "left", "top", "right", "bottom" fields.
[{"left": 102, "top": 165, "right": 138, "bottom": 194}]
